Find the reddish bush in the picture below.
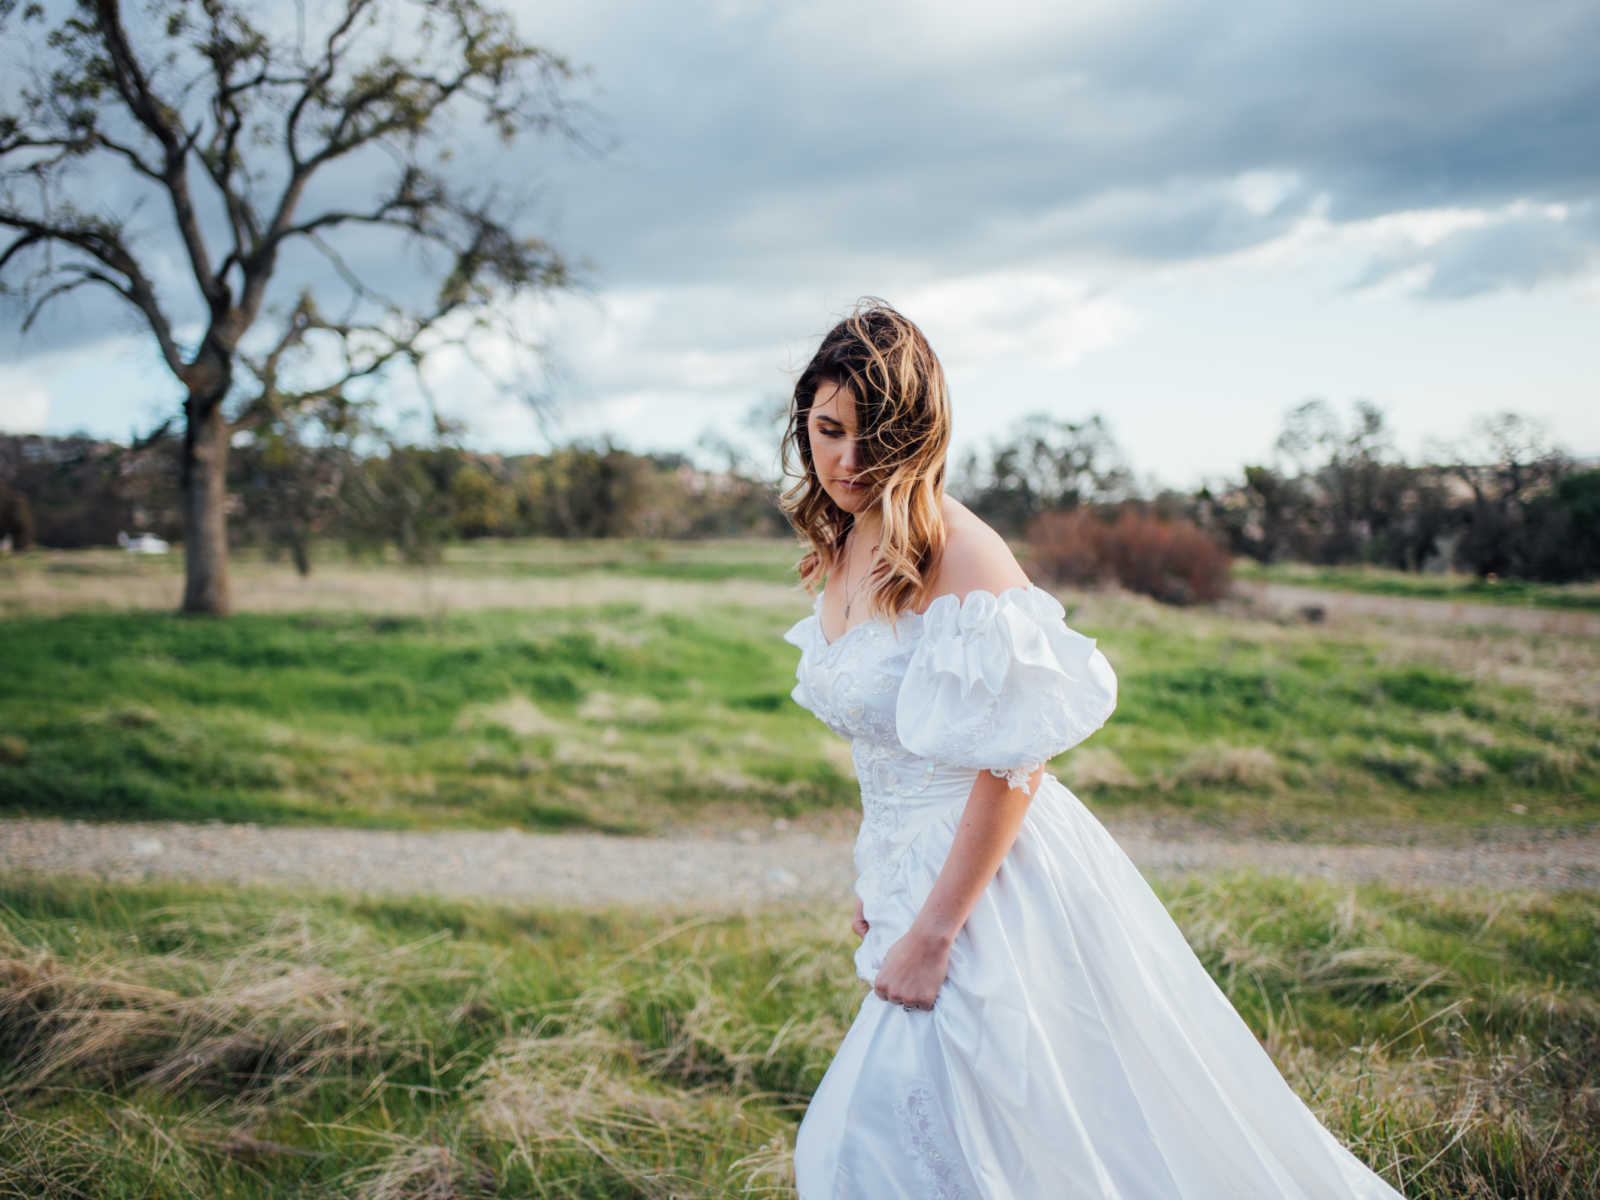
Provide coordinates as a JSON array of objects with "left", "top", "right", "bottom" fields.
[
  {"left": 1026, "top": 508, "right": 1232, "bottom": 605},
  {"left": 1024, "top": 508, "right": 1108, "bottom": 588}
]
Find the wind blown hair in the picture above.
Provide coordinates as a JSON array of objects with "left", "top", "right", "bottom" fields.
[{"left": 779, "top": 297, "right": 952, "bottom": 630}]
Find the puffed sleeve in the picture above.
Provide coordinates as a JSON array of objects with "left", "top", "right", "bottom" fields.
[
  {"left": 781, "top": 605, "right": 823, "bottom": 719},
  {"left": 893, "top": 585, "right": 1117, "bottom": 794}
]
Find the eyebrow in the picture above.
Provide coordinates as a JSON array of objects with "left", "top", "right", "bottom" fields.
[{"left": 814, "top": 413, "right": 849, "bottom": 428}]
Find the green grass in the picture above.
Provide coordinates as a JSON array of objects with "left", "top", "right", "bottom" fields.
[
  {"left": 2, "top": 540, "right": 1597, "bottom": 838},
  {"left": 1232, "top": 559, "right": 1600, "bottom": 612},
  {"left": 1, "top": 871, "right": 1594, "bottom": 1197},
  {"left": 0, "top": 603, "right": 847, "bottom": 833},
  {"left": 1085, "top": 618, "right": 1599, "bottom": 834}
]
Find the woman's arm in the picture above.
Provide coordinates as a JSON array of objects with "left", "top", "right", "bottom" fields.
[
  {"left": 871, "top": 507, "right": 1039, "bottom": 1008},
  {"left": 871, "top": 761, "right": 1043, "bottom": 1009}
]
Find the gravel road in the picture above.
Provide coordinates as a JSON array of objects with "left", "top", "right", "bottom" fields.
[{"left": 5, "top": 816, "right": 1596, "bottom": 909}]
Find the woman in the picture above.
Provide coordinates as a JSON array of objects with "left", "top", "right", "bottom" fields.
[{"left": 778, "top": 299, "right": 1408, "bottom": 1198}]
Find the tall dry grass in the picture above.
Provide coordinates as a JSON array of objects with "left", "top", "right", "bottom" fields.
[
  {"left": 0, "top": 915, "right": 423, "bottom": 1108},
  {"left": 1, "top": 873, "right": 1595, "bottom": 1197}
]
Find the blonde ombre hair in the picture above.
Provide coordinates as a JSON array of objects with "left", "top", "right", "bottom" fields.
[{"left": 779, "top": 297, "right": 952, "bottom": 630}]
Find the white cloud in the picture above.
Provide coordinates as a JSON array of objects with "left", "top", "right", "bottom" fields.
[
  {"left": 900, "top": 272, "right": 1140, "bottom": 370},
  {"left": 1122, "top": 196, "right": 1600, "bottom": 305},
  {"left": 0, "top": 368, "right": 50, "bottom": 433},
  {"left": 1229, "top": 170, "right": 1303, "bottom": 217},
  {"left": 419, "top": 270, "right": 1140, "bottom": 457}
]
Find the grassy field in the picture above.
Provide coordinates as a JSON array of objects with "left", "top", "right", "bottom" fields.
[
  {"left": 3, "top": 539, "right": 1598, "bottom": 1197},
  {"left": 1, "top": 539, "right": 1596, "bottom": 839},
  {"left": 1, "top": 870, "right": 1594, "bottom": 1198},
  {"left": 1232, "top": 559, "right": 1600, "bottom": 613}
]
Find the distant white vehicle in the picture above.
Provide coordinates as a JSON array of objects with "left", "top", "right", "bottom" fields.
[{"left": 118, "top": 531, "right": 170, "bottom": 554}]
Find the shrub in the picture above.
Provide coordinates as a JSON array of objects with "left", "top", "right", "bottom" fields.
[
  {"left": 1027, "top": 507, "right": 1232, "bottom": 605},
  {"left": 0, "top": 483, "right": 34, "bottom": 551}
]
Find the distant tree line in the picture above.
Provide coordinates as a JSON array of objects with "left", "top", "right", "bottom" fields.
[
  {"left": 0, "top": 428, "right": 787, "bottom": 568},
  {"left": 4, "top": 398, "right": 1596, "bottom": 585},
  {"left": 1193, "top": 401, "right": 1599, "bottom": 584},
  {"left": 949, "top": 401, "right": 1599, "bottom": 585}
]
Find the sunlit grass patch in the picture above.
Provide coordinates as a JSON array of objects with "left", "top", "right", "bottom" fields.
[
  {"left": 0, "top": 601, "right": 858, "bottom": 833},
  {"left": 1165, "top": 742, "right": 1287, "bottom": 791},
  {"left": 3, "top": 540, "right": 1597, "bottom": 837},
  {"left": 1069, "top": 594, "right": 1597, "bottom": 831}
]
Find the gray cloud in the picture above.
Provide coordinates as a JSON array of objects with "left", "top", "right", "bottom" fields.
[
  {"left": 513, "top": 0, "right": 1600, "bottom": 292},
  {"left": 1349, "top": 202, "right": 1600, "bottom": 298},
  {"left": 4, "top": 0, "right": 1599, "bottom": 372}
]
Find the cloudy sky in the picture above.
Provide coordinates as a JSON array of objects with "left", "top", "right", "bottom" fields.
[{"left": 2, "top": 0, "right": 1597, "bottom": 492}]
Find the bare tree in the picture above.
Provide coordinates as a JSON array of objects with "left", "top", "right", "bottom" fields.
[
  {"left": 695, "top": 394, "right": 789, "bottom": 483},
  {"left": 0, "top": 0, "right": 593, "bottom": 613},
  {"left": 957, "top": 411, "right": 1135, "bottom": 536},
  {"left": 1431, "top": 411, "right": 1574, "bottom": 577},
  {"left": 1269, "top": 397, "right": 1418, "bottom": 564},
  {"left": 1437, "top": 411, "right": 1571, "bottom": 511}
]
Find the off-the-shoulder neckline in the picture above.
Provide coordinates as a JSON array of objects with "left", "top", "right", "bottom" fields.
[{"left": 813, "top": 582, "right": 1045, "bottom": 649}]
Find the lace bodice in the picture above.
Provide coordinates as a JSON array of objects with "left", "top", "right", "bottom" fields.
[
  {"left": 782, "top": 582, "right": 1117, "bottom": 792},
  {"left": 782, "top": 583, "right": 1119, "bottom": 928}
]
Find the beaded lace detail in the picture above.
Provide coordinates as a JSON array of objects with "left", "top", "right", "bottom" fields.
[
  {"left": 987, "top": 763, "right": 1043, "bottom": 794},
  {"left": 893, "top": 1085, "right": 977, "bottom": 1200},
  {"left": 781, "top": 583, "right": 1117, "bottom": 912}
]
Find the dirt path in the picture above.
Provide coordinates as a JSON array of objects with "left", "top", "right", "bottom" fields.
[{"left": 5, "top": 816, "right": 1596, "bottom": 909}]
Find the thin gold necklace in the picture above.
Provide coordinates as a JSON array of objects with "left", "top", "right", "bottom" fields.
[{"left": 841, "top": 523, "right": 877, "bottom": 623}]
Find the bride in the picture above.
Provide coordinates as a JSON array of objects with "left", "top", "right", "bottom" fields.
[{"left": 777, "top": 299, "right": 1408, "bottom": 1198}]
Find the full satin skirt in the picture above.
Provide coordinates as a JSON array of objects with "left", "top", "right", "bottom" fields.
[{"left": 793, "top": 773, "right": 1407, "bottom": 1199}]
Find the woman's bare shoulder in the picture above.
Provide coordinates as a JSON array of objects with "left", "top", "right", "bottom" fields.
[{"left": 928, "top": 496, "right": 1029, "bottom": 602}]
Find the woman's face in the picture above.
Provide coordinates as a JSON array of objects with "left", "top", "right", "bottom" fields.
[{"left": 807, "top": 379, "right": 873, "bottom": 514}]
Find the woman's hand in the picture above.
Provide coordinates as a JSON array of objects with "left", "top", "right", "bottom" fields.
[
  {"left": 851, "top": 895, "right": 870, "bottom": 940},
  {"left": 872, "top": 926, "right": 951, "bottom": 1011}
]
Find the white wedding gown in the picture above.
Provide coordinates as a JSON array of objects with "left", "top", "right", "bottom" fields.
[{"left": 782, "top": 584, "right": 1407, "bottom": 1199}]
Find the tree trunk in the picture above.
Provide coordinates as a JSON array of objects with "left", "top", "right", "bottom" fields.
[
  {"left": 290, "top": 523, "right": 311, "bottom": 577},
  {"left": 180, "top": 394, "right": 233, "bottom": 615}
]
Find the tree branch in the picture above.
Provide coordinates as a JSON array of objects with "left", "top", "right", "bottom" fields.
[
  {"left": 0, "top": 129, "right": 162, "bottom": 181},
  {"left": 283, "top": 0, "right": 375, "bottom": 170},
  {"left": 302, "top": 229, "right": 405, "bottom": 319},
  {"left": 201, "top": 72, "right": 263, "bottom": 261},
  {"left": 91, "top": 0, "right": 182, "bottom": 153},
  {"left": 0, "top": 212, "right": 184, "bottom": 372},
  {"left": 233, "top": 295, "right": 450, "bottom": 434},
  {"left": 92, "top": 0, "right": 224, "bottom": 307},
  {"left": 269, "top": 165, "right": 441, "bottom": 254},
  {"left": 20, "top": 263, "right": 134, "bottom": 331}
]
